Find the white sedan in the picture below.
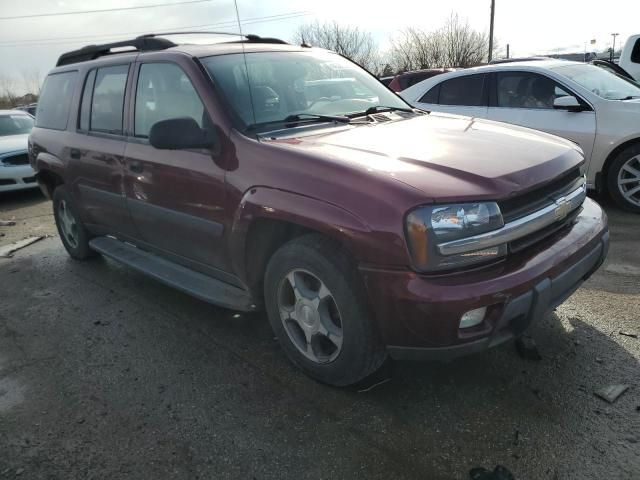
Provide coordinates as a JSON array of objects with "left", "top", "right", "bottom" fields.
[
  {"left": 400, "top": 60, "right": 640, "bottom": 212},
  {"left": 0, "top": 110, "right": 38, "bottom": 193}
]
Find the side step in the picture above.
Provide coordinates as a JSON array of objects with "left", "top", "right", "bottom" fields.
[{"left": 89, "top": 236, "right": 255, "bottom": 311}]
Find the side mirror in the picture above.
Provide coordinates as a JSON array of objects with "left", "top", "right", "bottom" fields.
[
  {"left": 553, "top": 96, "right": 584, "bottom": 112},
  {"left": 149, "top": 117, "right": 212, "bottom": 150}
]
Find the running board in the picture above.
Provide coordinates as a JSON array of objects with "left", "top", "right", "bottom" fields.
[{"left": 89, "top": 236, "right": 255, "bottom": 311}]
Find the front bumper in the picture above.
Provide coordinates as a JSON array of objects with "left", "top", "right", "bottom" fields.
[
  {"left": 360, "top": 197, "right": 609, "bottom": 360},
  {"left": 0, "top": 164, "right": 38, "bottom": 192}
]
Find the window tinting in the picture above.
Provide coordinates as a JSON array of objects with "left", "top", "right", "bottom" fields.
[
  {"left": 79, "top": 69, "right": 96, "bottom": 131},
  {"left": 631, "top": 39, "right": 640, "bottom": 63},
  {"left": 35, "top": 71, "right": 78, "bottom": 130},
  {"left": 419, "top": 84, "right": 440, "bottom": 104},
  {"left": 134, "top": 63, "right": 205, "bottom": 137},
  {"left": 496, "top": 72, "right": 570, "bottom": 109},
  {"left": 91, "top": 65, "right": 128, "bottom": 134},
  {"left": 0, "top": 114, "right": 34, "bottom": 136},
  {"left": 439, "top": 74, "right": 485, "bottom": 106}
]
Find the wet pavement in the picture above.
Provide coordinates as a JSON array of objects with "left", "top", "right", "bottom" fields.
[{"left": 1, "top": 189, "right": 639, "bottom": 479}]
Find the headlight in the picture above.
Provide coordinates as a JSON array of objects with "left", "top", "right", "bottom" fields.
[{"left": 406, "top": 202, "right": 506, "bottom": 272}]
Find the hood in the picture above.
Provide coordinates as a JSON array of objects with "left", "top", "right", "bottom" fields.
[
  {"left": 263, "top": 113, "right": 583, "bottom": 203},
  {"left": 0, "top": 134, "right": 29, "bottom": 156}
]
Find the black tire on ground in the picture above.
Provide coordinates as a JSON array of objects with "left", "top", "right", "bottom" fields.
[
  {"left": 607, "top": 143, "right": 640, "bottom": 213},
  {"left": 52, "top": 185, "right": 98, "bottom": 260},
  {"left": 264, "top": 233, "right": 387, "bottom": 386}
]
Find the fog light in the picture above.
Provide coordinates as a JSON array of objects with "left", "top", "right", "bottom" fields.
[{"left": 459, "top": 306, "right": 487, "bottom": 329}]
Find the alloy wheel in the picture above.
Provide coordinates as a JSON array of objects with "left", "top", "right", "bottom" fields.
[
  {"left": 277, "top": 269, "right": 344, "bottom": 364},
  {"left": 617, "top": 154, "right": 640, "bottom": 207}
]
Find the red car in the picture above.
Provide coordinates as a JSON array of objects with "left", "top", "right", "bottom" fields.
[
  {"left": 388, "top": 68, "right": 452, "bottom": 92},
  {"left": 29, "top": 34, "right": 608, "bottom": 386}
]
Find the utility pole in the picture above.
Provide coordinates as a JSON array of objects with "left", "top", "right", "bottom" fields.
[
  {"left": 611, "top": 33, "right": 619, "bottom": 61},
  {"left": 506, "top": 43, "right": 510, "bottom": 59},
  {"left": 488, "top": 0, "right": 495, "bottom": 62}
]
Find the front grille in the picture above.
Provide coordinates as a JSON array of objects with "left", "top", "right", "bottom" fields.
[
  {"left": 0, "top": 179, "right": 16, "bottom": 185},
  {"left": 1, "top": 153, "right": 29, "bottom": 166},
  {"left": 509, "top": 207, "right": 581, "bottom": 253},
  {"left": 499, "top": 168, "right": 582, "bottom": 223},
  {"left": 22, "top": 176, "right": 36, "bottom": 183}
]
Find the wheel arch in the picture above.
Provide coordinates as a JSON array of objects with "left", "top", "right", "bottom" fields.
[
  {"left": 598, "top": 137, "right": 640, "bottom": 193},
  {"left": 229, "top": 187, "right": 372, "bottom": 299}
]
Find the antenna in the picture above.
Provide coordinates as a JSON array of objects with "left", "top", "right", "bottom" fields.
[{"left": 234, "top": 0, "right": 257, "bottom": 126}]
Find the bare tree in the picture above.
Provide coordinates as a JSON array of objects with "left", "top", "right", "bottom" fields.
[
  {"left": 293, "top": 21, "right": 378, "bottom": 71},
  {"left": 21, "top": 68, "right": 43, "bottom": 96},
  {"left": 0, "top": 74, "right": 18, "bottom": 107},
  {"left": 389, "top": 13, "right": 490, "bottom": 71}
]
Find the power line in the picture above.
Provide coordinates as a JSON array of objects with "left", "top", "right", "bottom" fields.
[
  {"left": 0, "top": 0, "right": 213, "bottom": 21},
  {"left": 0, "top": 11, "right": 310, "bottom": 47}
]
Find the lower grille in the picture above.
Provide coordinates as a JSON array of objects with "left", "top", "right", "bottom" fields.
[
  {"left": 0, "top": 179, "right": 16, "bottom": 185},
  {"left": 22, "top": 176, "right": 36, "bottom": 183},
  {"left": 1, "top": 153, "right": 29, "bottom": 166}
]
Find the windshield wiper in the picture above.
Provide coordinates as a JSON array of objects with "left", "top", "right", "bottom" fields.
[
  {"left": 247, "top": 113, "right": 351, "bottom": 131},
  {"left": 363, "top": 105, "right": 415, "bottom": 115},
  {"left": 616, "top": 95, "right": 640, "bottom": 100}
]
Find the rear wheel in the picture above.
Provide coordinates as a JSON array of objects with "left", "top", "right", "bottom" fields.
[
  {"left": 607, "top": 144, "right": 640, "bottom": 213},
  {"left": 53, "top": 186, "right": 98, "bottom": 260},
  {"left": 264, "top": 234, "right": 387, "bottom": 386}
]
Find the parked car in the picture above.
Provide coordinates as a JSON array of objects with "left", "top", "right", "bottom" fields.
[
  {"left": 379, "top": 76, "right": 394, "bottom": 87},
  {"left": 401, "top": 60, "right": 640, "bottom": 212},
  {"left": 0, "top": 110, "right": 38, "bottom": 192},
  {"left": 30, "top": 34, "right": 608, "bottom": 386},
  {"left": 591, "top": 59, "right": 636, "bottom": 82},
  {"left": 619, "top": 34, "right": 640, "bottom": 81},
  {"left": 388, "top": 68, "right": 451, "bottom": 92},
  {"left": 14, "top": 103, "right": 38, "bottom": 117}
]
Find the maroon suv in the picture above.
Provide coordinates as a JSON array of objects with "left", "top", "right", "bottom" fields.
[{"left": 29, "top": 34, "right": 609, "bottom": 386}]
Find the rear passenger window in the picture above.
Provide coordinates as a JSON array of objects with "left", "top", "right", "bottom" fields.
[
  {"left": 90, "top": 65, "right": 129, "bottom": 134},
  {"left": 134, "top": 63, "right": 205, "bottom": 138},
  {"left": 35, "top": 71, "right": 78, "bottom": 130},
  {"left": 79, "top": 69, "right": 96, "bottom": 131},
  {"left": 419, "top": 84, "right": 440, "bottom": 104},
  {"left": 632, "top": 39, "right": 640, "bottom": 64},
  {"left": 439, "top": 74, "right": 486, "bottom": 106}
]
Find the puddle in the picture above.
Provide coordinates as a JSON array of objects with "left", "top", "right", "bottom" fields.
[
  {"left": 605, "top": 263, "right": 640, "bottom": 276},
  {"left": 0, "top": 377, "right": 25, "bottom": 413}
]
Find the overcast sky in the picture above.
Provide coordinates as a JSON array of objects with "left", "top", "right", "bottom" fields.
[{"left": 0, "top": 0, "right": 637, "bottom": 93}]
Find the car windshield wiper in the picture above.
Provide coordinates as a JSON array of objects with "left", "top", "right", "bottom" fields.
[
  {"left": 363, "top": 105, "right": 415, "bottom": 115},
  {"left": 616, "top": 95, "right": 640, "bottom": 100},
  {"left": 246, "top": 113, "right": 351, "bottom": 131}
]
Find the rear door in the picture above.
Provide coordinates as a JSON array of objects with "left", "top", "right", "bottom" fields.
[
  {"left": 69, "top": 62, "right": 139, "bottom": 238},
  {"left": 413, "top": 73, "right": 489, "bottom": 118},
  {"left": 122, "top": 60, "right": 227, "bottom": 270},
  {"left": 485, "top": 71, "right": 596, "bottom": 162}
]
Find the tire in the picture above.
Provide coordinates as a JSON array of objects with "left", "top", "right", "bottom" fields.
[
  {"left": 52, "top": 185, "right": 98, "bottom": 260},
  {"left": 264, "top": 234, "right": 387, "bottom": 386},
  {"left": 607, "top": 144, "right": 640, "bottom": 213}
]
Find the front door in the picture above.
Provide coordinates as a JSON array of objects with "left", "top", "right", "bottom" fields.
[
  {"left": 70, "top": 63, "right": 139, "bottom": 239},
  {"left": 123, "top": 61, "right": 227, "bottom": 270},
  {"left": 486, "top": 71, "right": 597, "bottom": 162}
]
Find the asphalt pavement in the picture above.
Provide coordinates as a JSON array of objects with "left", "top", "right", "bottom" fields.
[{"left": 1, "top": 189, "right": 638, "bottom": 480}]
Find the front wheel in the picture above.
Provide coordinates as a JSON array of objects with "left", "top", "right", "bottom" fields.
[
  {"left": 264, "top": 234, "right": 387, "bottom": 386},
  {"left": 607, "top": 145, "right": 640, "bottom": 213}
]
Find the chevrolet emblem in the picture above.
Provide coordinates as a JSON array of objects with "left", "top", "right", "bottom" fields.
[{"left": 554, "top": 198, "right": 572, "bottom": 221}]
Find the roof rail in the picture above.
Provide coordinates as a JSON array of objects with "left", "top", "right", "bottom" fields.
[
  {"left": 56, "top": 36, "right": 176, "bottom": 66},
  {"left": 489, "top": 56, "right": 549, "bottom": 64},
  {"left": 56, "top": 32, "right": 289, "bottom": 66}
]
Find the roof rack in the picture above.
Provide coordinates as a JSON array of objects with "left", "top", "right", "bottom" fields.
[
  {"left": 56, "top": 32, "right": 289, "bottom": 66},
  {"left": 56, "top": 36, "right": 176, "bottom": 66}
]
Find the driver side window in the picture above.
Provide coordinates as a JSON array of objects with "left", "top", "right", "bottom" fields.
[
  {"left": 496, "top": 72, "right": 571, "bottom": 110},
  {"left": 134, "top": 63, "right": 207, "bottom": 138}
]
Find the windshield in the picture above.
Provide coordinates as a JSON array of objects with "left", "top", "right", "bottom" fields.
[
  {"left": 202, "top": 51, "right": 409, "bottom": 129},
  {"left": 554, "top": 64, "right": 640, "bottom": 100},
  {"left": 0, "top": 113, "right": 34, "bottom": 136}
]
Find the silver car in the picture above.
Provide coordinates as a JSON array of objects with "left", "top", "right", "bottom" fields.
[{"left": 0, "top": 110, "right": 37, "bottom": 192}]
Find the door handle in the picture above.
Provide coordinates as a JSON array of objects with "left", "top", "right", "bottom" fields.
[
  {"left": 129, "top": 161, "right": 143, "bottom": 173},
  {"left": 70, "top": 148, "right": 81, "bottom": 159}
]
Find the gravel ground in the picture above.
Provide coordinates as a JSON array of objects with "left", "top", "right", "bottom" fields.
[{"left": 0, "top": 189, "right": 638, "bottom": 480}]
